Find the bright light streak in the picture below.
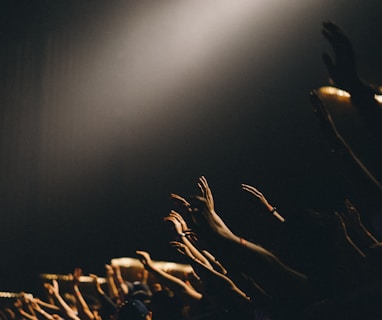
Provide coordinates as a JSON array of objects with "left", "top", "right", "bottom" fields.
[
  {"left": 320, "top": 86, "right": 351, "bottom": 98},
  {"left": 39, "top": 0, "right": 333, "bottom": 193},
  {"left": 374, "top": 95, "right": 382, "bottom": 103},
  {"left": 89, "top": 0, "right": 279, "bottom": 117},
  {"left": 111, "top": 257, "right": 193, "bottom": 273},
  {"left": 319, "top": 86, "right": 382, "bottom": 104},
  {"left": 40, "top": 0, "right": 280, "bottom": 186}
]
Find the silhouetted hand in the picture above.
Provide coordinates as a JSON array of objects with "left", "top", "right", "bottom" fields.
[
  {"left": 170, "top": 241, "right": 195, "bottom": 260},
  {"left": 241, "top": 184, "right": 285, "bottom": 222},
  {"left": 322, "top": 21, "right": 377, "bottom": 102},
  {"left": 136, "top": 250, "right": 156, "bottom": 271},
  {"left": 44, "top": 280, "right": 60, "bottom": 298},
  {"left": 187, "top": 195, "right": 235, "bottom": 241},
  {"left": 69, "top": 268, "right": 82, "bottom": 285},
  {"left": 343, "top": 199, "right": 379, "bottom": 244},
  {"left": 164, "top": 212, "right": 185, "bottom": 235},
  {"left": 335, "top": 211, "right": 366, "bottom": 258},
  {"left": 197, "top": 176, "right": 215, "bottom": 213}
]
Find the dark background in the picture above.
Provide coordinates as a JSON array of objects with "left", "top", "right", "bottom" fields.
[{"left": 1, "top": 0, "right": 382, "bottom": 292}]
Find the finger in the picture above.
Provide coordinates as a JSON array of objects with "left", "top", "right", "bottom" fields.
[
  {"left": 199, "top": 176, "right": 210, "bottom": 194},
  {"left": 188, "top": 195, "right": 207, "bottom": 208},
  {"left": 323, "top": 21, "right": 342, "bottom": 36},
  {"left": 322, "top": 22, "right": 342, "bottom": 45},
  {"left": 335, "top": 212, "right": 347, "bottom": 231},
  {"left": 241, "top": 184, "right": 261, "bottom": 195},
  {"left": 169, "top": 210, "right": 183, "bottom": 220},
  {"left": 170, "top": 193, "right": 191, "bottom": 207},
  {"left": 164, "top": 216, "right": 176, "bottom": 223},
  {"left": 197, "top": 182, "right": 206, "bottom": 198},
  {"left": 202, "top": 178, "right": 213, "bottom": 199}
]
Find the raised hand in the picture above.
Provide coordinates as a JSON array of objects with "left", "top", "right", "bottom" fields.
[
  {"left": 170, "top": 193, "right": 191, "bottom": 209},
  {"left": 105, "top": 264, "right": 114, "bottom": 277},
  {"left": 164, "top": 212, "right": 184, "bottom": 235},
  {"left": 197, "top": 176, "right": 215, "bottom": 212},
  {"left": 322, "top": 21, "right": 357, "bottom": 89},
  {"left": 241, "top": 184, "right": 285, "bottom": 222},
  {"left": 70, "top": 268, "right": 82, "bottom": 285},
  {"left": 322, "top": 21, "right": 377, "bottom": 102},
  {"left": 187, "top": 195, "right": 235, "bottom": 241},
  {"left": 136, "top": 250, "right": 156, "bottom": 271},
  {"left": 335, "top": 211, "right": 366, "bottom": 258},
  {"left": 344, "top": 199, "right": 379, "bottom": 244},
  {"left": 44, "top": 280, "right": 60, "bottom": 297},
  {"left": 241, "top": 184, "right": 272, "bottom": 210},
  {"left": 170, "top": 241, "right": 195, "bottom": 260},
  {"left": 168, "top": 210, "right": 189, "bottom": 231}
]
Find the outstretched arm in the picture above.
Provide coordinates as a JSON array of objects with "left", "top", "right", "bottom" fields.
[
  {"left": 104, "top": 264, "right": 122, "bottom": 305},
  {"left": 171, "top": 241, "right": 251, "bottom": 303},
  {"left": 136, "top": 250, "right": 203, "bottom": 303},
  {"left": 30, "top": 300, "right": 55, "bottom": 320},
  {"left": 335, "top": 211, "right": 366, "bottom": 258},
  {"left": 89, "top": 274, "right": 118, "bottom": 318},
  {"left": 174, "top": 179, "right": 307, "bottom": 301},
  {"left": 310, "top": 90, "right": 382, "bottom": 195},
  {"left": 241, "top": 184, "right": 285, "bottom": 222},
  {"left": 44, "top": 280, "right": 80, "bottom": 320},
  {"left": 111, "top": 263, "right": 129, "bottom": 297},
  {"left": 164, "top": 210, "right": 213, "bottom": 269},
  {"left": 337, "top": 199, "right": 379, "bottom": 252},
  {"left": 322, "top": 21, "right": 379, "bottom": 104},
  {"left": 70, "top": 268, "right": 96, "bottom": 320},
  {"left": 14, "top": 299, "right": 37, "bottom": 320}
]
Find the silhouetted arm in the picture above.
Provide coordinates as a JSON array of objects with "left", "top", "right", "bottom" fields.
[
  {"left": 136, "top": 250, "right": 203, "bottom": 303},
  {"left": 322, "top": 21, "right": 379, "bottom": 104},
  {"left": 44, "top": 280, "right": 80, "bottom": 320},
  {"left": 241, "top": 184, "right": 285, "bottom": 222}
]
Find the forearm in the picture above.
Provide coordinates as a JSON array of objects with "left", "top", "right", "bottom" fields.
[
  {"left": 106, "top": 275, "right": 119, "bottom": 300},
  {"left": 146, "top": 265, "right": 202, "bottom": 302},
  {"left": 359, "top": 223, "right": 379, "bottom": 244},
  {"left": 34, "top": 300, "right": 60, "bottom": 312},
  {"left": 181, "top": 236, "right": 213, "bottom": 269},
  {"left": 73, "top": 285, "right": 94, "bottom": 320},
  {"left": 189, "top": 256, "right": 250, "bottom": 302},
  {"left": 16, "top": 309, "right": 37, "bottom": 320},
  {"left": 35, "top": 308, "right": 55, "bottom": 320},
  {"left": 52, "top": 294, "right": 80, "bottom": 320},
  {"left": 211, "top": 233, "right": 308, "bottom": 299}
]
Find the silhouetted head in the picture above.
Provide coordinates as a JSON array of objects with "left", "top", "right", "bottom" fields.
[{"left": 118, "top": 300, "right": 152, "bottom": 320}]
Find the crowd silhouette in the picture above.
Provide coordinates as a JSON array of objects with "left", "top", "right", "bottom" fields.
[{"left": 1, "top": 22, "right": 382, "bottom": 320}]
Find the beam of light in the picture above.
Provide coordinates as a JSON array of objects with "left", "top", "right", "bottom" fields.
[
  {"left": 38, "top": 0, "right": 340, "bottom": 197},
  {"left": 39, "top": 0, "right": 281, "bottom": 190},
  {"left": 71, "top": 0, "right": 283, "bottom": 120}
]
